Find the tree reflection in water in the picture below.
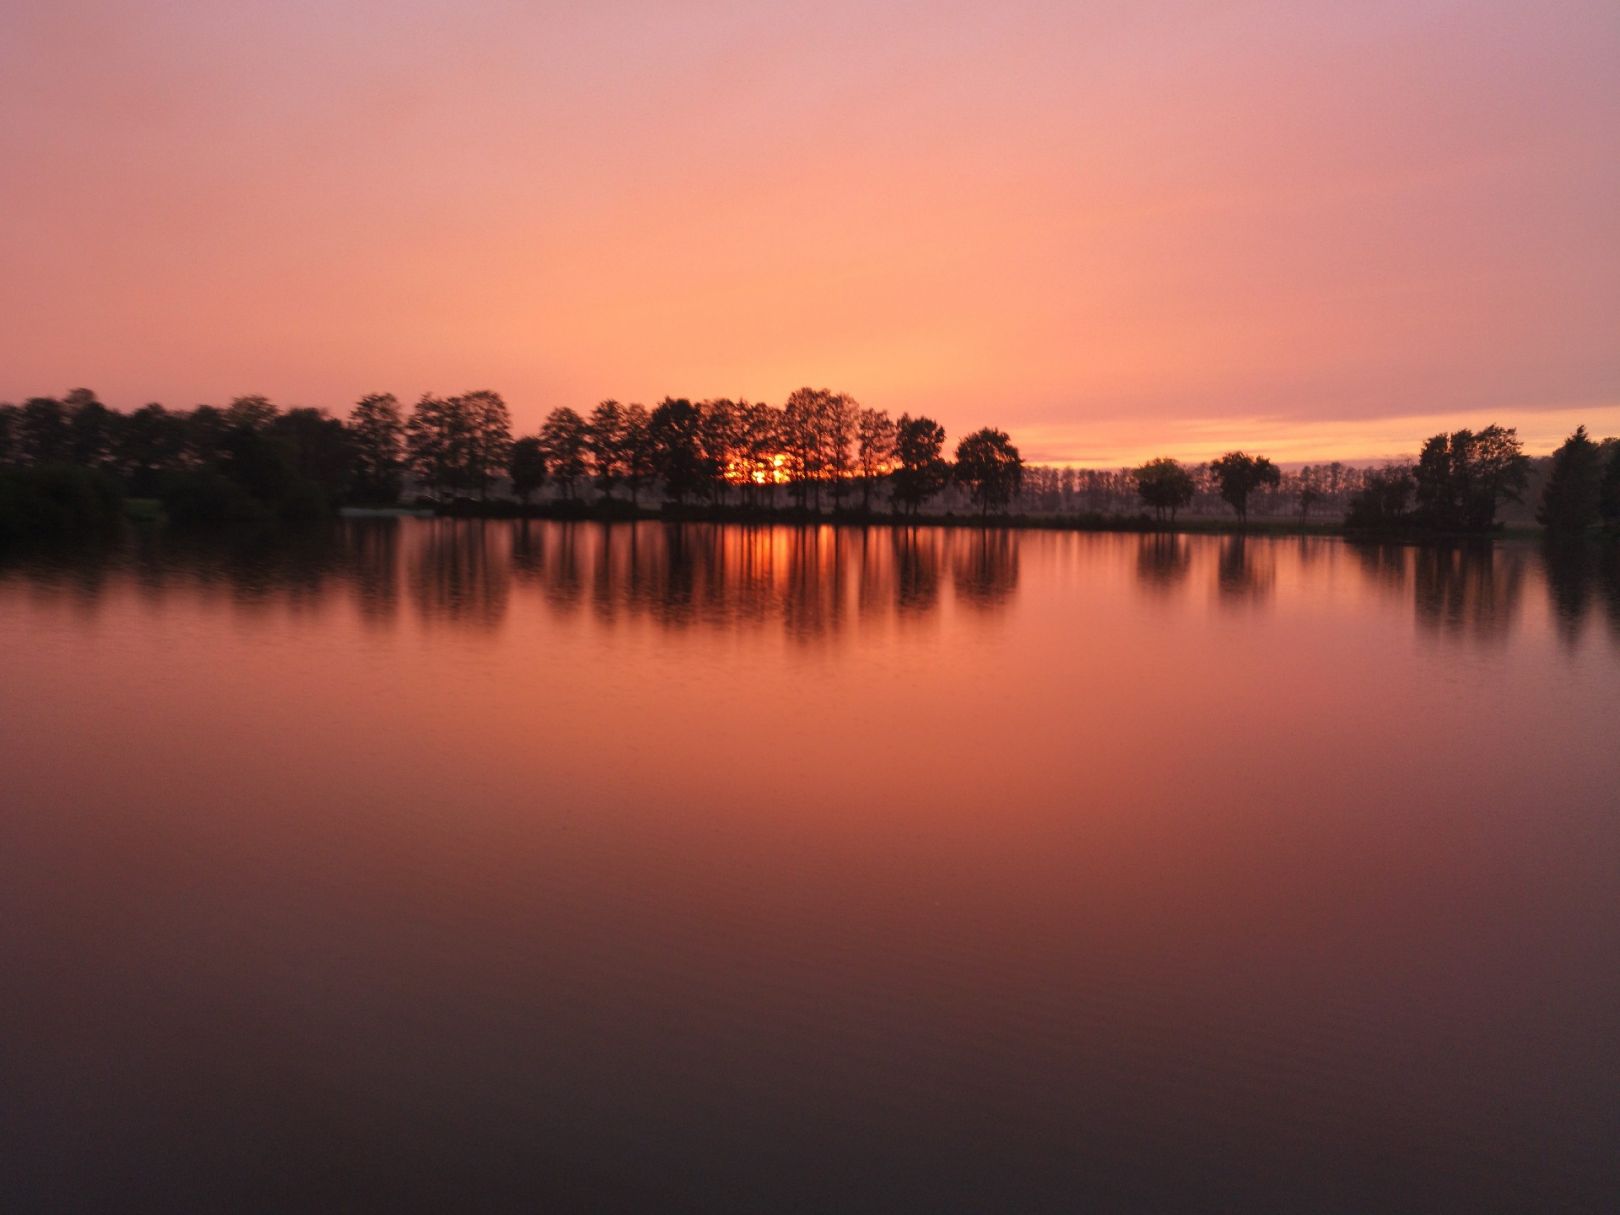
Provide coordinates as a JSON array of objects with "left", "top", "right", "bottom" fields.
[{"left": 4, "top": 521, "right": 1618, "bottom": 653}]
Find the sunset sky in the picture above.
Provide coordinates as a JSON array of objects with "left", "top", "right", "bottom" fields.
[{"left": 4, "top": 1, "right": 1616, "bottom": 464}]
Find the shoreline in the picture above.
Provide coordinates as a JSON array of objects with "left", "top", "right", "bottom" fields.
[{"left": 341, "top": 501, "right": 1576, "bottom": 544}]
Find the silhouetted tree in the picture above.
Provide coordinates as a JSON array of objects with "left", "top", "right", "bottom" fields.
[
  {"left": 1210, "top": 451, "right": 1280, "bottom": 522},
  {"left": 622, "top": 403, "right": 653, "bottom": 507},
  {"left": 64, "top": 389, "right": 118, "bottom": 469},
  {"left": 0, "top": 404, "right": 17, "bottom": 466},
  {"left": 114, "top": 402, "right": 186, "bottom": 494},
  {"left": 348, "top": 393, "right": 405, "bottom": 504},
  {"left": 272, "top": 407, "right": 353, "bottom": 506},
  {"left": 225, "top": 394, "right": 278, "bottom": 431},
  {"left": 855, "top": 407, "right": 895, "bottom": 513},
  {"left": 406, "top": 394, "right": 467, "bottom": 501},
  {"left": 539, "top": 406, "right": 590, "bottom": 500},
  {"left": 781, "top": 388, "right": 827, "bottom": 509},
  {"left": 509, "top": 436, "right": 547, "bottom": 504},
  {"left": 457, "top": 390, "right": 513, "bottom": 502},
  {"left": 1602, "top": 440, "right": 1620, "bottom": 526},
  {"left": 18, "top": 398, "right": 70, "bottom": 465},
  {"left": 1414, "top": 425, "right": 1528, "bottom": 531},
  {"left": 954, "top": 428, "right": 1023, "bottom": 516},
  {"left": 821, "top": 392, "right": 858, "bottom": 510},
  {"left": 1132, "top": 457, "right": 1195, "bottom": 523},
  {"left": 698, "top": 398, "right": 742, "bottom": 503},
  {"left": 891, "top": 414, "right": 949, "bottom": 516},
  {"left": 1538, "top": 426, "right": 1603, "bottom": 532},
  {"left": 649, "top": 397, "right": 706, "bottom": 504},
  {"left": 586, "top": 400, "right": 627, "bottom": 498},
  {"left": 1345, "top": 464, "right": 1415, "bottom": 529},
  {"left": 184, "top": 404, "right": 230, "bottom": 470},
  {"left": 736, "top": 401, "right": 782, "bottom": 502}
]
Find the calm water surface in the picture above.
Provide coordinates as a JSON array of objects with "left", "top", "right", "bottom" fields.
[{"left": 2, "top": 520, "right": 1617, "bottom": 1212}]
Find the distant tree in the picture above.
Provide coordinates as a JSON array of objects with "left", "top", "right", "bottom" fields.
[
  {"left": 272, "top": 407, "right": 353, "bottom": 505},
  {"left": 820, "top": 392, "right": 858, "bottom": 510},
  {"left": 1537, "top": 426, "right": 1603, "bottom": 532},
  {"left": 183, "top": 404, "right": 230, "bottom": 470},
  {"left": 586, "top": 400, "right": 627, "bottom": 498},
  {"left": 697, "top": 398, "right": 742, "bottom": 503},
  {"left": 509, "top": 436, "right": 547, "bottom": 505},
  {"left": 0, "top": 403, "right": 17, "bottom": 466},
  {"left": 1344, "top": 464, "right": 1415, "bottom": 529},
  {"left": 406, "top": 393, "right": 467, "bottom": 501},
  {"left": 621, "top": 403, "right": 654, "bottom": 507},
  {"left": 954, "top": 428, "right": 1024, "bottom": 516},
  {"left": 1602, "top": 440, "right": 1620, "bottom": 526},
  {"left": 781, "top": 388, "right": 828, "bottom": 509},
  {"left": 855, "top": 407, "right": 896, "bottom": 513},
  {"left": 348, "top": 393, "right": 405, "bottom": 504},
  {"left": 18, "top": 398, "right": 70, "bottom": 465},
  {"left": 456, "top": 390, "right": 512, "bottom": 501},
  {"left": 224, "top": 394, "right": 278, "bottom": 431},
  {"left": 891, "top": 414, "right": 949, "bottom": 516},
  {"left": 539, "top": 407, "right": 590, "bottom": 500},
  {"left": 1131, "top": 457, "right": 1195, "bottom": 524},
  {"left": 64, "top": 389, "right": 118, "bottom": 469},
  {"left": 1414, "top": 425, "right": 1528, "bottom": 531},
  {"left": 648, "top": 397, "right": 706, "bottom": 503},
  {"left": 1210, "top": 451, "right": 1280, "bottom": 522}
]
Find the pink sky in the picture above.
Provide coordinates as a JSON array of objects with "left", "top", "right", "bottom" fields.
[{"left": 3, "top": 1, "right": 1616, "bottom": 463}]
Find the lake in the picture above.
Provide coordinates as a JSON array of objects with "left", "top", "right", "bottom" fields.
[{"left": 2, "top": 520, "right": 1617, "bottom": 1212}]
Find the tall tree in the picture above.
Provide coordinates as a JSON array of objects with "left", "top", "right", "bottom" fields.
[
  {"left": 1414, "top": 425, "right": 1528, "bottom": 531},
  {"left": 855, "top": 407, "right": 895, "bottom": 514},
  {"left": 509, "top": 436, "right": 547, "bottom": 505},
  {"left": 539, "top": 407, "right": 590, "bottom": 500},
  {"left": 348, "top": 393, "right": 405, "bottom": 504},
  {"left": 18, "top": 398, "right": 70, "bottom": 464},
  {"left": 406, "top": 393, "right": 467, "bottom": 501},
  {"left": 1132, "top": 457, "right": 1195, "bottom": 523},
  {"left": 272, "top": 407, "right": 353, "bottom": 505},
  {"left": 456, "top": 390, "right": 512, "bottom": 502},
  {"left": 1345, "top": 465, "right": 1415, "bottom": 529},
  {"left": 954, "top": 428, "right": 1024, "bottom": 516},
  {"left": 648, "top": 397, "right": 705, "bottom": 504},
  {"left": 64, "top": 389, "right": 118, "bottom": 469},
  {"left": 621, "top": 403, "right": 653, "bottom": 507},
  {"left": 1537, "top": 426, "right": 1603, "bottom": 532},
  {"left": 1601, "top": 440, "right": 1620, "bottom": 526},
  {"left": 781, "top": 388, "right": 826, "bottom": 509},
  {"left": 586, "top": 400, "right": 627, "bottom": 499},
  {"left": 891, "top": 414, "right": 949, "bottom": 516},
  {"left": 1210, "top": 451, "right": 1280, "bottom": 522},
  {"left": 820, "top": 392, "right": 858, "bottom": 510},
  {"left": 698, "top": 398, "right": 742, "bottom": 503},
  {"left": 225, "top": 395, "right": 278, "bottom": 431}
]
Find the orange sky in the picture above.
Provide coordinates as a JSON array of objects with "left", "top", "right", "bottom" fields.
[{"left": 3, "top": 2, "right": 1616, "bottom": 464}]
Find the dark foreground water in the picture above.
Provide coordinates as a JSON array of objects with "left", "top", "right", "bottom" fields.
[{"left": 2, "top": 520, "right": 1617, "bottom": 1213}]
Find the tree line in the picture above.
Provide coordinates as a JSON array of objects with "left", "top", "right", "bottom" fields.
[
  {"left": 0, "top": 388, "right": 1024, "bottom": 536},
  {"left": 3, "top": 387, "right": 1616, "bottom": 539}
]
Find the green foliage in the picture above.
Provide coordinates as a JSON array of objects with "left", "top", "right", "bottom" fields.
[{"left": 954, "top": 428, "right": 1024, "bottom": 515}]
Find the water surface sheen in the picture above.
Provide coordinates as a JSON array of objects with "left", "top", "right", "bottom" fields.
[{"left": 2, "top": 521, "right": 1617, "bottom": 1212}]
